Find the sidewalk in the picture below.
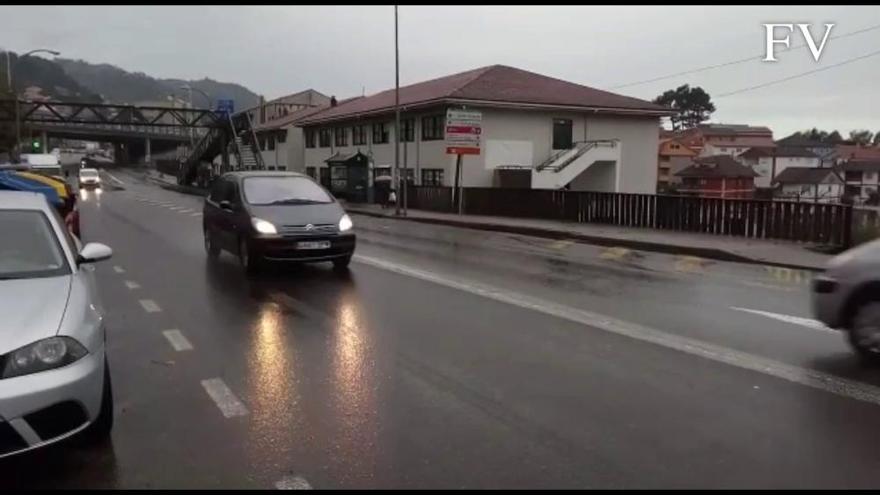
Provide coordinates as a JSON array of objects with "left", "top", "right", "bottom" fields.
[{"left": 343, "top": 202, "right": 834, "bottom": 271}]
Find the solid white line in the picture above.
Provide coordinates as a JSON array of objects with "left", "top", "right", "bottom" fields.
[
  {"left": 191, "top": 212, "right": 203, "bottom": 217},
  {"left": 168, "top": 206, "right": 185, "bottom": 211},
  {"left": 178, "top": 208, "right": 194, "bottom": 214},
  {"left": 139, "top": 299, "right": 162, "bottom": 313},
  {"left": 162, "top": 329, "right": 194, "bottom": 351},
  {"left": 730, "top": 306, "right": 835, "bottom": 333},
  {"left": 124, "top": 280, "right": 141, "bottom": 290},
  {"left": 112, "top": 266, "right": 125, "bottom": 274},
  {"left": 353, "top": 254, "right": 880, "bottom": 407},
  {"left": 201, "top": 378, "right": 249, "bottom": 418},
  {"left": 275, "top": 476, "right": 312, "bottom": 490},
  {"left": 103, "top": 171, "right": 125, "bottom": 185}
]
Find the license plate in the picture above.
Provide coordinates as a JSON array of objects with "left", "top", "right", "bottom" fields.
[{"left": 296, "top": 241, "right": 331, "bottom": 250}]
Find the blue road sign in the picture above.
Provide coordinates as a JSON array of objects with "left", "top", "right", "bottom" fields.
[{"left": 216, "top": 99, "right": 234, "bottom": 115}]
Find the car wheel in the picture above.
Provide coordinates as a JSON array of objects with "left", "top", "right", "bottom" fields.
[
  {"left": 80, "top": 356, "right": 114, "bottom": 444},
  {"left": 333, "top": 255, "right": 352, "bottom": 272},
  {"left": 239, "top": 237, "right": 260, "bottom": 274},
  {"left": 848, "top": 300, "right": 880, "bottom": 362},
  {"left": 204, "top": 227, "right": 220, "bottom": 258}
]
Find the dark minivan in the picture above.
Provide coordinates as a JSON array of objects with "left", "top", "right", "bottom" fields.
[{"left": 203, "top": 172, "right": 356, "bottom": 273}]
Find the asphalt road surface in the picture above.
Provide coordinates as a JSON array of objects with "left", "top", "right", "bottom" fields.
[{"left": 3, "top": 168, "right": 880, "bottom": 489}]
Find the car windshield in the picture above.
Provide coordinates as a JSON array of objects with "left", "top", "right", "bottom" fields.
[
  {"left": 80, "top": 170, "right": 98, "bottom": 177},
  {"left": 242, "top": 176, "right": 334, "bottom": 205},
  {"left": 0, "top": 210, "right": 70, "bottom": 279}
]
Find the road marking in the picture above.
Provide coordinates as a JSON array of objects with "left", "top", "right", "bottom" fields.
[
  {"left": 112, "top": 265, "right": 125, "bottom": 274},
  {"left": 178, "top": 208, "right": 194, "bottom": 214},
  {"left": 162, "top": 329, "right": 194, "bottom": 351},
  {"left": 191, "top": 212, "right": 203, "bottom": 217},
  {"left": 766, "top": 267, "right": 811, "bottom": 285},
  {"left": 599, "top": 246, "right": 632, "bottom": 261},
  {"left": 354, "top": 254, "right": 880, "bottom": 407},
  {"left": 168, "top": 206, "right": 185, "bottom": 211},
  {"left": 275, "top": 476, "right": 312, "bottom": 490},
  {"left": 730, "top": 306, "right": 835, "bottom": 334},
  {"left": 103, "top": 171, "right": 125, "bottom": 185},
  {"left": 674, "top": 255, "right": 709, "bottom": 274},
  {"left": 740, "top": 280, "right": 798, "bottom": 292},
  {"left": 548, "top": 239, "right": 574, "bottom": 250},
  {"left": 201, "top": 378, "right": 249, "bottom": 418},
  {"left": 139, "top": 299, "right": 162, "bottom": 313},
  {"left": 124, "top": 280, "right": 141, "bottom": 290}
]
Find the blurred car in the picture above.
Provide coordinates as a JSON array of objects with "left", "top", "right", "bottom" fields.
[
  {"left": 78, "top": 168, "right": 101, "bottom": 188},
  {"left": 203, "top": 171, "right": 356, "bottom": 274},
  {"left": 812, "top": 238, "right": 880, "bottom": 360},
  {"left": 0, "top": 191, "right": 114, "bottom": 458}
]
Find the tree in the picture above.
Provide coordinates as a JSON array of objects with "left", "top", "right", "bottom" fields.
[
  {"left": 653, "top": 84, "right": 716, "bottom": 131},
  {"left": 849, "top": 129, "right": 874, "bottom": 146},
  {"left": 873, "top": 132, "right": 880, "bottom": 146}
]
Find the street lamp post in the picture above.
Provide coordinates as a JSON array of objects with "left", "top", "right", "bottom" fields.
[
  {"left": 393, "top": 5, "right": 401, "bottom": 216},
  {"left": 179, "top": 85, "right": 212, "bottom": 148},
  {"left": 6, "top": 49, "right": 60, "bottom": 160}
]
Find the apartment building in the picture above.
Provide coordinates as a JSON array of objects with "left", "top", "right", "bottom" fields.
[{"left": 297, "top": 64, "right": 671, "bottom": 201}]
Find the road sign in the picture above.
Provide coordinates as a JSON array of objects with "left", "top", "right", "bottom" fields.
[
  {"left": 216, "top": 99, "right": 234, "bottom": 115},
  {"left": 446, "top": 109, "right": 482, "bottom": 155}
]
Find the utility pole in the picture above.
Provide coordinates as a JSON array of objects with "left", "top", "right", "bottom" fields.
[{"left": 393, "top": 4, "right": 401, "bottom": 216}]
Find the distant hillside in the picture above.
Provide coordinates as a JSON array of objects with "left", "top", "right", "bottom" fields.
[
  {"left": 5, "top": 54, "right": 102, "bottom": 103},
  {"left": 7, "top": 55, "right": 260, "bottom": 110},
  {"left": 55, "top": 58, "right": 261, "bottom": 109}
]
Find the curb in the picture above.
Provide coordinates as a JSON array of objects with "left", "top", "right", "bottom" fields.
[
  {"left": 146, "top": 176, "right": 208, "bottom": 197},
  {"left": 346, "top": 208, "right": 825, "bottom": 272}
]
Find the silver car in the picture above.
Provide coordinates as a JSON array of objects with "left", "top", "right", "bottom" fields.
[
  {"left": 78, "top": 168, "right": 101, "bottom": 188},
  {"left": 0, "top": 190, "right": 114, "bottom": 458},
  {"left": 812, "top": 238, "right": 880, "bottom": 360}
]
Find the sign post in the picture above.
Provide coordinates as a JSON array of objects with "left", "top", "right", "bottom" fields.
[{"left": 445, "top": 109, "right": 481, "bottom": 215}]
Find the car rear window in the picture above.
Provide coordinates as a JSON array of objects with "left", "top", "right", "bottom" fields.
[
  {"left": 242, "top": 176, "right": 334, "bottom": 205},
  {"left": 0, "top": 210, "right": 70, "bottom": 279}
]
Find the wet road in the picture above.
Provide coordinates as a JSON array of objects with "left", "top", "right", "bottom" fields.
[{"left": 3, "top": 168, "right": 880, "bottom": 489}]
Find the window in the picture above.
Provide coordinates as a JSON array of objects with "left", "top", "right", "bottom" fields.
[
  {"left": 305, "top": 129, "right": 316, "bottom": 148},
  {"left": 259, "top": 136, "right": 267, "bottom": 151},
  {"left": 305, "top": 166, "right": 317, "bottom": 179},
  {"left": 0, "top": 210, "right": 71, "bottom": 279},
  {"left": 845, "top": 171, "right": 863, "bottom": 182},
  {"left": 277, "top": 132, "right": 286, "bottom": 144},
  {"left": 267, "top": 134, "right": 275, "bottom": 151},
  {"left": 353, "top": 125, "right": 367, "bottom": 145},
  {"left": 671, "top": 144, "right": 680, "bottom": 150},
  {"left": 242, "top": 176, "right": 333, "bottom": 205},
  {"left": 422, "top": 168, "right": 444, "bottom": 186},
  {"left": 421, "top": 115, "right": 444, "bottom": 141},
  {"left": 552, "top": 119, "right": 573, "bottom": 149},
  {"left": 400, "top": 118, "right": 415, "bottom": 142},
  {"left": 372, "top": 122, "right": 389, "bottom": 144},
  {"left": 660, "top": 155, "right": 670, "bottom": 162},
  {"left": 374, "top": 166, "right": 391, "bottom": 181},
  {"left": 334, "top": 127, "right": 348, "bottom": 147},
  {"left": 318, "top": 128, "right": 332, "bottom": 148}
]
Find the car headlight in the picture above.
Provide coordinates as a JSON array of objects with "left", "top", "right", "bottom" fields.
[
  {"left": 251, "top": 217, "right": 277, "bottom": 235},
  {"left": 1, "top": 337, "right": 88, "bottom": 379},
  {"left": 339, "top": 214, "right": 353, "bottom": 232}
]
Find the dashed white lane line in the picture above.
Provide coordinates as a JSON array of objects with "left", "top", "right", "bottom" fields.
[
  {"left": 113, "top": 266, "right": 125, "bottom": 274},
  {"left": 168, "top": 206, "right": 185, "bottom": 211},
  {"left": 139, "top": 299, "right": 162, "bottom": 313},
  {"left": 162, "top": 329, "right": 194, "bottom": 351},
  {"left": 275, "top": 475, "right": 312, "bottom": 490},
  {"left": 730, "top": 307, "right": 835, "bottom": 334},
  {"left": 201, "top": 378, "right": 249, "bottom": 418},
  {"left": 353, "top": 254, "right": 880, "bottom": 408},
  {"left": 103, "top": 171, "right": 125, "bottom": 185},
  {"left": 124, "top": 280, "right": 141, "bottom": 290},
  {"left": 191, "top": 212, "right": 202, "bottom": 217},
  {"left": 178, "top": 208, "right": 194, "bottom": 214}
]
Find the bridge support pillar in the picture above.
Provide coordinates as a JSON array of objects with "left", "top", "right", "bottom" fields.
[
  {"left": 40, "top": 131, "right": 48, "bottom": 153},
  {"left": 144, "top": 138, "right": 152, "bottom": 166}
]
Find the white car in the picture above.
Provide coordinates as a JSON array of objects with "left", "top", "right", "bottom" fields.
[
  {"left": 812, "top": 238, "right": 880, "bottom": 360},
  {"left": 0, "top": 191, "right": 114, "bottom": 458},
  {"left": 78, "top": 168, "right": 101, "bottom": 188}
]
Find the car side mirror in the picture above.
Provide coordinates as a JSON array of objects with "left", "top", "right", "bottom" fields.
[
  {"left": 219, "top": 200, "right": 233, "bottom": 211},
  {"left": 78, "top": 242, "right": 113, "bottom": 264}
]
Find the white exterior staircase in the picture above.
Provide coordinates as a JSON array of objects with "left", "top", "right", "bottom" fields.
[{"left": 531, "top": 140, "right": 620, "bottom": 189}]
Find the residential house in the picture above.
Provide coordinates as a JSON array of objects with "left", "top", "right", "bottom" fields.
[
  {"left": 696, "top": 124, "right": 775, "bottom": 157},
  {"left": 738, "top": 146, "right": 821, "bottom": 189},
  {"left": 250, "top": 105, "right": 332, "bottom": 171},
  {"left": 297, "top": 64, "right": 672, "bottom": 201},
  {"left": 774, "top": 135, "right": 836, "bottom": 166},
  {"left": 674, "top": 155, "right": 758, "bottom": 199},
  {"left": 244, "top": 89, "right": 331, "bottom": 126},
  {"left": 772, "top": 167, "right": 844, "bottom": 203},
  {"left": 837, "top": 159, "right": 880, "bottom": 203},
  {"left": 829, "top": 144, "right": 880, "bottom": 166},
  {"left": 657, "top": 138, "right": 698, "bottom": 192}
]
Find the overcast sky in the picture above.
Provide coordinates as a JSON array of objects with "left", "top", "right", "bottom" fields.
[{"left": 2, "top": 5, "right": 879, "bottom": 137}]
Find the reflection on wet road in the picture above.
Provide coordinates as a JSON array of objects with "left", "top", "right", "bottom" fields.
[{"left": 3, "top": 168, "right": 880, "bottom": 489}]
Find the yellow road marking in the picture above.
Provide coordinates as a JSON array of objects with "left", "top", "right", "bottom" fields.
[
  {"left": 548, "top": 239, "right": 574, "bottom": 250},
  {"left": 674, "top": 255, "right": 709, "bottom": 273},
  {"left": 600, "top": 247, "right": 632, "bottom": 261}
]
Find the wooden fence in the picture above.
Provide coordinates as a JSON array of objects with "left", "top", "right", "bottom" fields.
[{"left": 406, "top": 186, "right": 853, "bottom": 247}]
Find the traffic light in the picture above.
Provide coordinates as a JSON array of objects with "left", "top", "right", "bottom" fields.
[{"left": 32, "top": 139, "right": 40, "bottom": 150}]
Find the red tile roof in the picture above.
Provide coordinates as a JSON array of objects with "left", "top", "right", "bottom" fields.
[
  {"left": 299, "top": 65, "right": 670, "bottom": 125},
  {"left": 675, "top": 155, "right": 759, "bottom": 178}
]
